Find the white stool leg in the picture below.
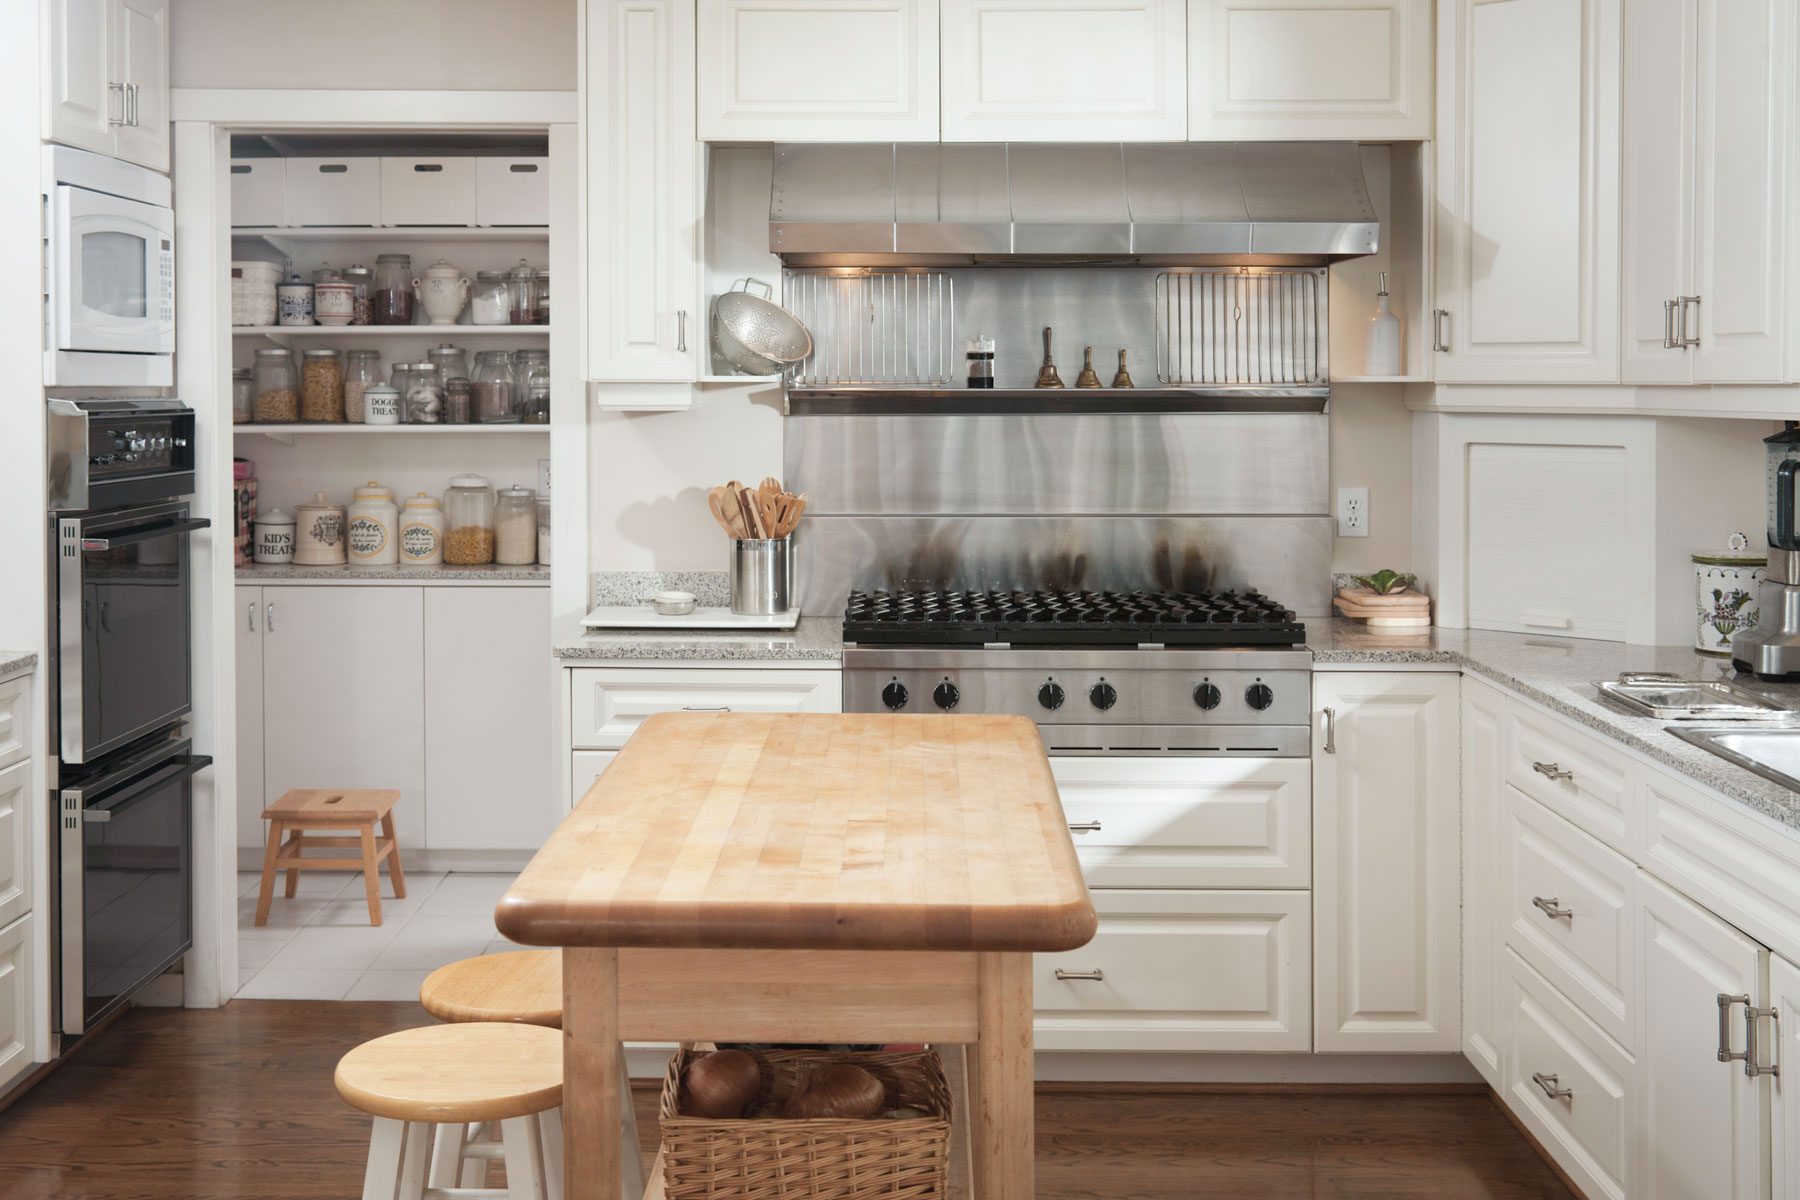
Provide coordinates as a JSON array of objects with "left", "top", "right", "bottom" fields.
[
  {"left": 361, "top": 1117, "right": 409, "bottom": 1200},
  {"left": 500, "top": 1114, "right": 548, "bottom": 1200},
  {"left": 538, "top": 1109, "right": 565, "bottom": 1200},
  {"left": 428, "top": 1120, "right": 468, "bottom": 1189},
  {"left": 398, "top": 1122, "right": 430, "bottom": 1200}
]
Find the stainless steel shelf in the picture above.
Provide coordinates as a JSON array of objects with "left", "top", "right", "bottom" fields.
[{"left": 784, "top": 387, "right": 1330, "bottom": 416}]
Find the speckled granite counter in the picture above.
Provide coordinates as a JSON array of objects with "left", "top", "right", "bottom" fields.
[
  {"left": 237, "top": 564, "right": 549, "bottom": 584},
  {"left": 1311, "top": 620, "right": 1800, "bottom": 831},
  {"left": 0, "top": 652, "right": 36, "bottom": 679},
  {"left": 553, "top": 614, "right": 844, "bottom": 663}
]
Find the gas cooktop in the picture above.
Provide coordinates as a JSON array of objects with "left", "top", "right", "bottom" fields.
[{"left": 841, "top": 587, "right": 1306, "bottom": 647}]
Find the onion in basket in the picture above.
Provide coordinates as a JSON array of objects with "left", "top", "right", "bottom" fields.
[
  {"left": 781, "top": 1064, "right": 887, "bottom": 1120},
  {"left": 680, "top": 1049, "right": 763, "bottom": 1119}
]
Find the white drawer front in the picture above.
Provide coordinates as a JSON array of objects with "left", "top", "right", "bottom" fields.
[
  {"left": 569, "top": 668, "right": 842, "bottom": 750},
  {"left": 0, "top": 912, "right": 31, "bottom": 1094},
  {"left": 1502, "top": 785, "right": 1637, "bottom": 1048},
  {"left": 1505, "top": 704, "right": 1631, "bottom": 852},
  {"left": 0, "top": 761, "right": 26, "bottom": 931},
  {"left": 571, "top": 750, "right": 617, "bottom": 808},
  {"left": 1034, "top": 889, "right": 1310, "bottom": 1052},
  {"left": 1504, "top": 951, "right": 1634, "bottom": 1200},
  {"left": 0, "top": 676, "right": 28, "bottom": 771},
  {"left": 1050, "top": 757, "right": 1309, "bottom": 888}
]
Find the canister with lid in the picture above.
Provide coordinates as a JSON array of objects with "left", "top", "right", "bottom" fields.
[
  {"left": 252, "top": 347, "right": 298, "bottom": 422},
  {"left": 471, "top": 350, "right": 517, "bottom": 423},
  {"left": 293, "top": 492, "right": 347, "bottom": 565},
  {"left": 314, "top": 273, "right": 355, "bottom": 325},
  {"left": 443, "top": 475, "right": 495, "bottom": 565},
  {"left": 471, "top": 271, "right": 511, "bottom": 325},
  {"left": 347, "top": 482, "right": 400, "bottom": 567},
  {"left": 363, "top": 384, "right": 400, "bottom": 425},
  {"left": 276, "top": 273, "right": 314, "bottom": 326},
  {"left": 426, "top": 343, "right": 468, "bottom": 386},
  {"left": 507, "top": 258, "right": 538, "bottom": 325},
  {"left": 253, "top": 508, "right": 296, "bottom": 564},
  {"left": 1695, "top": 532, "right": 1768, "bottom": 654},
  {"left": 494, "top": 485, "right": 538, "bottom": 565},
  {"left": 399, "top": 494, "right": 446, "bottom": 566},
  {"left": 373, "top": 253, "right": 415, "bottom": 325},
  {"left": 300, "top": 348, "right": 345, "bottom": 422},
  {"left": 343, "top": 349, "right": 383, "bottom": 423},
  {"left": 341, "top": 264, "right": 374, "bottom": 325},
  {"left": 232, "top": 367, "right": 254, "bottom": 424}
]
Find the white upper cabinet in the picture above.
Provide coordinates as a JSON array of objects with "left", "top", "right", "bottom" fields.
[
  {"left": 940, "top": 0, "right": 1189, "bottom": 141},
  {"left": 1623, "top": 0, "right": 1792, "bottom": 384},
  {"left": 43, "top": 0, "right": 169, "bottom": 171},
  {"left": 587, "top": 0, "right": 703, "bottom": 389},
  {"left": 1433, "top": 0, "right": 1621, "bottom": 383},
  {"left": 698, "top": 0, "right": 940, "bottom": 141},
  {"left": 1187, "top": 0, "right": 1432, "bottom": 140}
]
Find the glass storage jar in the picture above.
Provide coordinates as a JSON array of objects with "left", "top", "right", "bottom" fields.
[
  {"left": 372, "top": 253, "right": 415, "bottom": 325},
  {"left": 443, "top": 475, "right": 495, "bottom": 565},
  {"left": 535, "top": 270, "right": 550, "bottom": 324},
  {"left": 252, "top": 347, "right": 298, "bottom": 422},
  {"left": 232, "top": 367, "right": 254, "bottom": 424},
  {"left": 444, "top": 376, "right": 473, "bottom": 424},
  {"left": 537, "top": 498, "right": 552, "bottom": 566},
  {"left": 347, "top": 482, "right": 399, "bottom": 567},
  {"left": 471, "top": 350, "right": 517, "bottom": 423},
  {"left": 300, "top": 348, "right": 345, "bottom": 422},
  {"left": 507, "top": 258, "right": 538, "bottom": 325},
  {"left": 399, "top": 494, "right": 446, "bottom": 566},
  {"left": 494, "top": 485, "right": 538, "bottom": 565},
  {"left": 343, "top": 349, "right": 383, "bottom": 423},
  {"left": 522, "top": 358, "right": 550, "bottom": 424},
  {"left": 470, "top": 271, "right": 511, "bottom": 325},
  {"left": 341, "top": 264, "right": 374, "bottom": 325},
  {"left": 396, "top": 361, "right": 444, "bottom": 424},
  {"left": 314, "top": 272, "right": 355, "bottom": 325},
  {"left": 426, "top": 342, "right": 468, "bottom": 386},
  {"left": 513, "top": 348, "right": 549, "bottom": 396}
]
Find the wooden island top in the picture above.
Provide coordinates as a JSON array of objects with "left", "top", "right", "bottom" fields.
[{"left": 496, "top": 711, "right": 1097, "bottom": 953}]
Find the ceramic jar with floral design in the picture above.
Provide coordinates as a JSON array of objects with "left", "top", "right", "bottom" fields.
[
  {"left": 293, "top": 492, "right": 347, "bottom": 565},
  {"left": 1694, "top": 532, "right": 1766, "bottom": 654}
]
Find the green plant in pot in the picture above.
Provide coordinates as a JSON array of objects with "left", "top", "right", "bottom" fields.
[{"left": 1351, "top": 569, "right": 1417, "bottom": 595}]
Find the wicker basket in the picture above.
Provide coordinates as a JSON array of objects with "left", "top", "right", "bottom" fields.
[
  {"left": 658, "top": 1048, "right": 952, "bottom": 1200},
  {"left": 231, "top": 260, "right": 282, "bottom": 326}
]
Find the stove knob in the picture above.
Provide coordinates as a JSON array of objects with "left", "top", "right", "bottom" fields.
[
  {"left": 1037, "top": 681, "right": 1065, "bottom": 711},
  {"left": 933, "top": 680, "right": 961, "bottom": 710},
  {"left": 1193, "top": 681, "right": 1222, "bottom": 710},
  {"left": 1245, "top": 682, "right": 1275, "bottom": 711},
  {"left": 881, "top": 680, "right": 909, "bottom": 710},
  {"left": 1089, "top": 681, "right": 1118, "bottom": 711}
]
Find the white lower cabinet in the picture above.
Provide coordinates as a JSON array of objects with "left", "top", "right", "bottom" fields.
[
  {"left": 1772, "top": 953, "right": 1800, "bottom": 1199},
  {"left": 1033, "top": 889, "right": 1310, "bottom": 1052},
  {"left": 0, "top": 912, "right": 32, "bottom": 1094},
  {"left": 1312, "top": 671, "right": 1461, "bottom": 1052},
  {"left": 235, "top": 588, "right": 265, "bottom": 852},
  {"left": 569, "top": 667, "right": 842, "bottom": 750},
  {"left": 571, "top": 749, "right": 618, "bottom": 807},
  {"left": 0, "top": 761, "right": 29, "bottom": 932},
  {"left": 1461, "top": 675, "right": 1507, "bottom": 1087}
]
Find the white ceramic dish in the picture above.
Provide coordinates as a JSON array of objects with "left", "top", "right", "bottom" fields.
[
  {"left": 649, "top": 590, "right": 698, "bottom": 616},
  {"left": 581, "top": 605, "right": 802, "bottom": 632}
]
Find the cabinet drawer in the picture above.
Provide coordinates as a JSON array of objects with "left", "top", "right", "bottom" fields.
[
  {"left": 0, "top": 912, "right": 32, "bottom": 1095},
  {"left": 0, "top": 761, "right": 26, "bottom": 931},
  {"left": 1505, "top": 704, "right": 1631, "bottom": 851},
  {"left": 284, "top": 158, "right": 381, "bottom": 227},
  {"left": 1502, "top": 785, "right": 1637, "bottom": 1048},
  {"left": 1033, "top": 889, "right": 1310, "bottom": 1052},
  {"left": 1503, "top": 951, "right": 1633, "bottom": 1200},
  {"left": 571, "top": 750, "right": 617, "bottom": 807},
  {"left": 0, "top": 675, "right": 27, "bottom": 771},
  {"left": 568, "top": 668, "right": 842, "bottom": 750},
  {"left": 381, "top": 156, "right": 478, "bottom": 226},
  {"left": 1049, "top": 757, "right": 1309, "bottom": 888},
  {"left": 229, "top": 158, "right": 286, "bottom": 227}
]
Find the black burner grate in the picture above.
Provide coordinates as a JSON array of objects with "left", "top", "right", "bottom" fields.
[{"left": 842, "top": 588, "right": 1306, "bottom": 647}]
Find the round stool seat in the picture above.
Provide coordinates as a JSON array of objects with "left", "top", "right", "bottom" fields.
[
  {"left": 335, "top": 1023, "right": 562, "bottom": 1124},
  {"left": 421, "top": 949, "right": 563, "bottom": 1027}
]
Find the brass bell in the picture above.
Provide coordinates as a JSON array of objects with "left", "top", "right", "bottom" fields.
[
  {"left": 1075, "top": 346, "right": 1103, "bottom": 388},
  {"left": 1110, "top": 349, "right": 1135, "bottom": 389},
  {"left": 1034, "top": 326, "right": 1064, "bottom": 388}
]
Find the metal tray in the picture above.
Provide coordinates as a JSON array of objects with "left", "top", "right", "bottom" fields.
[{"left": 1594, "top": 672, "right": 1799, "bottom": 721}]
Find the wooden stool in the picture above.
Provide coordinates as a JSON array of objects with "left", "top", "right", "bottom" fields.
[
  {"left": 256, "top": 788, "right": 406, "bottom": 926},
  {"left": 419, "top": 951, "right": 646, "bottom": 1199},
  {"left": 335, "top": 1022, "right": 563, "bottom": 1200}
]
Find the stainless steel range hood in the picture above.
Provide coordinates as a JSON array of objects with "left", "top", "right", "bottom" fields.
[{"left": 771, "top": 142, "right": 1379, "bottom": 266}]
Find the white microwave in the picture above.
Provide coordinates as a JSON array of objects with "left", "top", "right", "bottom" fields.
[{"left": 43, "top": 146, "right": 175, "bottom": 387}]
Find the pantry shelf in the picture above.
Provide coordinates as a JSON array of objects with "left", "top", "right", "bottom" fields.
[
  {"left": 232, "top": 226, "right": 548, "bottom": 242},
  {"left": 232, "top": 325, "right": 549, "bottom": 339},
  {"left": 234, "top": 424, "right": 549, "bottom": 435}
]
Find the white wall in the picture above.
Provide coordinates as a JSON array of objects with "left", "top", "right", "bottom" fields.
[
  {"left": 170, "top": 0, "right": 577, "bottom": 91},
  {"left": 1329, "top": 384, "right": 1414, "bottom": 575}
]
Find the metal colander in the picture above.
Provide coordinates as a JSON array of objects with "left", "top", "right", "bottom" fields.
[{"left": 712, "top": 278, "right": 812, "bottom": 376}]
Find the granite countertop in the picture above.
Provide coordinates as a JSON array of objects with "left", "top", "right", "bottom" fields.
[
  {"left": 0, "top": 651, "right": 37, "bottom": 679},
  {"left": 237, "top": 563, "right": 550, "bottom": 584},
  {"left": 1312, "top": 620, "right": 1800, "bottom": 831},
  {"left": 554, "top": 613, "right": 845, "bottom": 662}
]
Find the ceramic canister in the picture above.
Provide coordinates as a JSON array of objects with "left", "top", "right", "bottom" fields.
[
  {"left": 412, "top": 259, "right": 471, "bottom": 325},
  {"left": 293, "top": 491, "right": 347, "bottom": 565},
  {"left": 253, "top": 508, "right": 296, "bottom": 565},
  {"left": 1694, "top": 532, "right": 1767, "bottom": 654}
]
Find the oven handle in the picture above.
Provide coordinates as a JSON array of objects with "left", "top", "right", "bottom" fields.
[
  {"left": 81, "top": 516, "right": 210, "bottom": 552},
  {"left": 59, "top": 736, "right": 207, "bottom": 806},
  {"left": 77, "top": 756, "right": 213, "bottom": 821}
]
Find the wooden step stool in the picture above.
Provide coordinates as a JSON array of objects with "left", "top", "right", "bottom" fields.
[
  {"left": 335, "top": 1022, "right": 563, "bottom": 1200},
  {"left": 256, "top": 788, "right": 406, "bottom": 926}
]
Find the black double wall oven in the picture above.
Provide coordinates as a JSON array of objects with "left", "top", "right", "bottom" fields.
[{"left": 48, "top": 399, "right": 210, "bottom": 1036}]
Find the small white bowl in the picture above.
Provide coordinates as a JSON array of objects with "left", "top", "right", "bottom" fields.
[{"left": 650, "top": 591, "right": 698, "bottom": 616}]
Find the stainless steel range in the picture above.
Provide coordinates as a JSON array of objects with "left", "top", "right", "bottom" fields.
[{"left": 841, "top": 587, "right": 1312, "bottom": 756}]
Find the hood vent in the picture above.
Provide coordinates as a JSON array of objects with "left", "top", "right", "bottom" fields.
[{"left": 771, "top": 142, "right": 1379, "bottom": 266}]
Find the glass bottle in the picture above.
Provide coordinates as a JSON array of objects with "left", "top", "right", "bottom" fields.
[
  {"left": 426, "top": 342, "right": 468, "bottom": 386},
  {"left": 522, "top": 359, "right": 550, "bottom": 424},
  {"left": 299, "top": 348, "right": 345, "bottom": 422},
  {"left": 252, "top": 347, "right": 298, "bottom": 422},
  {"left": 470, "top": 271, "right": 511, "bottom": 325},
  {"left": 343, "top": 349, "right": 383, "bottom": 424},
  {"left": 341, "top": 264, "right": 374, "bottom": 325},
  {"left": 471, "top": 350, "right": 517, "bottom": 424},
  {"left": 535, "top": 270, "right": 551, "bottom": 325},
  {"left": 507, "top": 258, "right": 538, "bottom": 326},
  {"left": 401, "top": 360, "right": 444, "bottom": 424},
  {"left": 232, "top": 367, "right": 254, "bottom": 424},
  {"left": 372, "top": 253, "right": 415, "bottom": 325},
  {"left": 512, "top": 348, "right": 549, "bottom": 397},
  {"left": 1363, "top": 271, "right": 1402, "bottom": 377},
  {"left": 443, "top": 475, "right": 496, "bottom": 565},
  {"left": 444, "top": 376, "right": 473, "bottom": 425},
  {"left": 494, "top": 485, "right": 538, "bottom": 565}
]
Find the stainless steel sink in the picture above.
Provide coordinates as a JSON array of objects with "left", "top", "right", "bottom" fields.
[{"left": 1670, "top": 725, "right": 1800, "bottom": 792}]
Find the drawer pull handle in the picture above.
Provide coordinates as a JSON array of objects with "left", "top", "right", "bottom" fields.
[
  {"left": 1531, "top": 1071, "right": 1572, "bottom": 1101},
  {"left": 1532, "top": 760, "right": 1575, "bottom": 782},
  {"left": 1054, "top": 968, "right": 1104, "bottom": 982},
  {"left": 680, "top": 705, "right": 732, "bottom": 712},
  {"left": 1067, "top": 820, "right": 1102, "bottom": 833},
  {"left": 1532, "top": 896, "right": 1574, "bottom": 920},
  {"left": 1322, "top": 705, "right": 1336, "bottom": 755},
  {"left": 1719, "top": 993, "right": 1751, "bottom": 1063}
]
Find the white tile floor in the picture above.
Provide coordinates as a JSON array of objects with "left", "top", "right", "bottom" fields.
[{"left": 236, "top": 870, "right": 521, "bottom": 1001}]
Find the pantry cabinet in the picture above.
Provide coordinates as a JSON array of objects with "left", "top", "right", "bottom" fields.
[
  {"left": 42, "top": 0, "right": 169, "bottom": 171},
  {"left": 1432, "top": 0, "right": 1621, "bottom": 382},
  {"left": 1312, "top": 671, "right": 1460, "bottom": 1052},
  {"left": 940, "top": 0, "right": 1189, "bottom": 141},
  {"left": 697, "top": 0, "right": 940, "bottom": 141},
  {"left": 1187, "top": 0, "right": 1432, "bottom": 140},
  {"left": 586, "top": 0, "right": 704, "bottom": 394}
]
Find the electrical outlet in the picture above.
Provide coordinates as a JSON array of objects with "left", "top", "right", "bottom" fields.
[
  {"left": 537, "top": 459, "right": 552, "bottom": 498},
  {"left": 1336, "top": 487, "right": 1369, "bottom": 538}
]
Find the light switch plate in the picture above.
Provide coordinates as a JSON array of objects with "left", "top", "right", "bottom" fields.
[{"left": 1336, "top": 487, "right": 1369, "bottom": 537}]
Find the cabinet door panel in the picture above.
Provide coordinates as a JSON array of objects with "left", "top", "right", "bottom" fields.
[
  {"left": 0, "top": 763, "right": 27, "bottom": 931},
  {"left": 1772, "top": 954, "right": 1800, "bottom": 1200},
  {"left": 1313, "top": 672, "right": 1460, "bottom": 1051},
  {"left": 43, "top": 0, "right": 115, "bottom": 155},
  {"left": 112, "top": 0, "right": 169, "bottom": 172},
  {"left": 1619, "top": 0, "right": 1694, "bottom": 384},
  {"left": 569, "top": 667, "right": 842, "bottom": 750},
  {"left": 1188, "top": 0, "right": 1430, "bottom": 139},
  {"left": 423, "top": 590, "right": 558, "bottom": 852},
  {"left": 261, "top": 588, "right": 425, "bottom": 850},
  {"left": 0, "top": 914, "right": 33, "bottom": 1095},
  {"left": 942, "top": 0, "right": 1187, "bottom": 140},
  {"left": 1461, "top": 675, "right": 1507, "bottom": 1087},
  {"left": 1434, "top": 0, "right": 1621, "bottom": 382},
  {"left": 571, "top": 750, "right": 617, "bottom": 808},
  {"left": 1637, "top": 872, "right": 1765, "bottom": 1200},
  {"left": 235, "top": 589, "right": 265, "bottom": 852},
  {"left": 698, "top": 0, "right": 939, "bottom": 140}
]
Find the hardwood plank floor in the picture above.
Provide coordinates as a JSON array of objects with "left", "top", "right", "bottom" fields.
[{"left": 0, "top": 1001, "right": 1574, "bottom": 1199}]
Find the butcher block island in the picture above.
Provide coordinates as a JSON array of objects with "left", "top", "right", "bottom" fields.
[{"left": 496, "top": 712, "right": 1098, "bottom": 1200}]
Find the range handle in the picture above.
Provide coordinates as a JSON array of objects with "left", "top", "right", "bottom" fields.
[{"left": 80, "top": 517, "right": 210, "bottom": 552}]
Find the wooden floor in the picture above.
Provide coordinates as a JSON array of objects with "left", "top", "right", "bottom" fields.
[{"left": 0, "top": 1001, "right": 1574, "bottom": 1200}]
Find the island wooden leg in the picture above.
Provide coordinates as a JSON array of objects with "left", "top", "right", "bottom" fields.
[
  {"left": 563, "top": 947, "right": 622, "bottom": 1200},
  {"left": 969, "top": 951, "right": 1033, "bottom": 1200}
]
